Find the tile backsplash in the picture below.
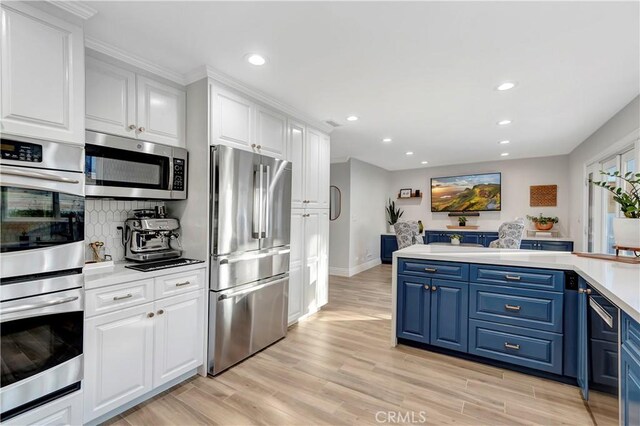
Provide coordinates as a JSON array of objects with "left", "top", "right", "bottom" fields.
[{"left": 85, "top": 199, "right": 165, "bottom": 262}]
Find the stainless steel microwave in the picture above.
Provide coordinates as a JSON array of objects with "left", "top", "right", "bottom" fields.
[{"left": 85, "top": 131, "right": 187, "bottom": 200}]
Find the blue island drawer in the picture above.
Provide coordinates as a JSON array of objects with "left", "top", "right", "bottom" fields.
[
  {"left": 469, "top": 319, "right": 563, "bottom": 374},
  {"left": 470, "top": 265, "right": 564, "bottom": 292},
  {"left": 469, "top": 284, "right": 563, "bottom": 333},
  {"left": 623, "top": 312, "right": 640, "bottom": 357},
  {"left": 398, "top": 259, "right": 469, "bottom": 281}
]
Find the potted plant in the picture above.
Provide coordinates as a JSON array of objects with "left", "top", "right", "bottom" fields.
[
  {"left": 386, "top": 198, "right": 404, "bottom": 233},
  {"left": 450, "top": 234, "right": 463, "bottom": 245},
  {"left": 593, "top": 170, "right": 640, "bottom": 248},
  {"left": 527, "top": 214, "right": 559, "bottom": 231},
  {"left": 458, "top": 216, "right": 467, "bottom": 227}
]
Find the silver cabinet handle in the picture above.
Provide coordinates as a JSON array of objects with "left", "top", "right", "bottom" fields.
[
  {"left": 431, "top": 285, "right": 437, "bottom": 291},
  {"left": 251, "top": 144, "right": 257, "bottom": 148},
  {"left": 113, "top": 293, "right": 133, "bottom": 301},
  {"left": 589, "top": 296, "right": 614, "bottom": 328},
  {"left": 1, "top": 168, "right": 80, "bottom": 184},
  {"left": 424, "top": 268, "right": 438, "bottom": 273},
  {"left": 2, "top": 296, "right": 79, "bottom": 314},
  {"left": 175, "top": 281, "right": 191, "bottom": 287},
  {"left": 157, "top": 309, "right": 165, "bottom": 315},
  {"left": 147, "top": 312, "right": 155, "bottom": 318},
  {"left": 505, "top": 275, "right": 521, "bottom": 281},
  {"left": 578, "top": 288, "right": 592, "bottom": 295},
  {"left": 424, "top": 284, "right": 430, "bottom": 290},
  {"left": 128, "top": 124, "right": 137, "bottom": 130},
  {"left": 138, "top": 127, "right": 145, "bottom": 133},
  {"left": 504, "top": 342, "right": 520, "bottom": 350},
  {"left": 505, "top": 304, "right": 521, "bottom": 311},
  {"left": 257, "top": 145, "right": 262, "bottom": 149}
]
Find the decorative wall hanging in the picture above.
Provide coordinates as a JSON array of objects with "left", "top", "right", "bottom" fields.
[{"left": 530, "top": 185, "right": 557, "bottom": 207}]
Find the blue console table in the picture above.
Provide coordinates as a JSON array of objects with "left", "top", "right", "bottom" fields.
[{"left": 380, "top": 230, "right": 574, "bottom": 264}]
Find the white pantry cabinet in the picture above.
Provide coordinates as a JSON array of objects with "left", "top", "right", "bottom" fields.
[
  {"left": 0, "top": 2, "right": 84, "bottom": 144},
  {"left": 85, "top": 57, "right": 186, "bottom": 147},
  {"left": 84, "top": 268, "right": 205, "bottom": 423},
  {"left": 288, "top": 210, "right": 304, "bottom": 324}
]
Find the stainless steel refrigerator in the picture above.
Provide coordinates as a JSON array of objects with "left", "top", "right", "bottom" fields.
[{"left": 208, "top": 145, "right": 292, "bottom": 375}]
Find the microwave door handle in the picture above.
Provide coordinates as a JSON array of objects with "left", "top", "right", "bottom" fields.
[
  {"left": 262, "top": 165, "right": 270, "bottom": 239},
  {"left": 0, "top": 168, "right": 80, "bottom": 184},
  {"left": 168, "top": 158, "right": 174, "bottom": 191}
]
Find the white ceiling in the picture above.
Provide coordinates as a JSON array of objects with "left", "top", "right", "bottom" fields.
[{"left": 83, "top": 1, "right": 640, "bottom": 170}]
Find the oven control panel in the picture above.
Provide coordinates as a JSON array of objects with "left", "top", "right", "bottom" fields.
[
  {"left": 172, "top": 158, "right": 185, "bottom": 191},
  {"left": 1, "top": 140, "right": 42, "bottom": 162}
]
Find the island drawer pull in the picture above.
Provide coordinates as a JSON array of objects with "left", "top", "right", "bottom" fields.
[
  {"left": 175, "top": 281, "right": 191, "bottom": 287},
  {"left": 505, "top": 275, "right": 521, "bottom": 281},
  {"left": 505, "top": 304, "right": 521, "bottom": 311},
  {"left": 113, "top": 293, "right": 133, "bottom": 301},
  {"left": 504, "top": 342, "right": 520, "bottom": 350},
  {"left": 424, "top": 268, "right": 438, "bottom": 273}
]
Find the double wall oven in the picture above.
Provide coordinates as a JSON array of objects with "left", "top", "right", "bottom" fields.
[{"left": 0, "top": 136, "right": 85, "bottom": 421}]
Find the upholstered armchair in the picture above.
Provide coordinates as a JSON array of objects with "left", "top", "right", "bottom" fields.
[
  {"left": 488, "top": 218, "right": 526, "bottom": 249},
  {"left": 394, "top": 221, "right": 424, "bottom": 250}
]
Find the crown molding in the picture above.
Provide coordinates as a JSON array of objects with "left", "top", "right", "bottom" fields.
[
  {"left": 330, "top": 156, "right": 350, "bottom": 164},
  {"left": 187, "top": 65, "right": 334, "bottom": 134},
  {"left": 46, "top": 1, "right": 97, "bottom": 20},
  {"left": 85, "top": 37, "right": 186, "bottom": 85}
]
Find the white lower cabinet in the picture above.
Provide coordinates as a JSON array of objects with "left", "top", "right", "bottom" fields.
[
  {"left": 84, "top": 268, "right": 206, "bottom": 423},
  {"left": 3, "top": 391, "right": 83, "bottom": 426}
]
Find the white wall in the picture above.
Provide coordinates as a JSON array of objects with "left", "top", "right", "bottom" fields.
[
  {"left": 388, "top": 156, "right": 571, "bottom": 235},
  {"left": 568, "top": 96, "right": 640, "bottom": 250},
  {"left": 329, "top": 162, "right": 351, "bottom": 270}
]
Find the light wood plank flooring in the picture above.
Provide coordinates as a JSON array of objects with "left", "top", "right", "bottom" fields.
[{"left": 105, "top": 264, "right": 617, "bottom": 425}]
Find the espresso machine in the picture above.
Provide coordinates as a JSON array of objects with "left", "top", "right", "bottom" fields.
[{"left": 122, "top": 209, "right": 183, "bottom": 262}]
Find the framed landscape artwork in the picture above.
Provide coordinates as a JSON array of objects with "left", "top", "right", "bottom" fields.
[{"left": 431, "top": 173, "right": 501, "bottom": 212}]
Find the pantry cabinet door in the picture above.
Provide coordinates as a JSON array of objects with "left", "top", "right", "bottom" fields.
[
  {"left": 287, "top": 120, "right": 305, "bottom": 209},
  {"left": 153, "top": 290, "right": 204, "bottom": 387},
  {"left": 303, "top": 210, "right": 321, "bottom": 315},
  {"left": 0, "top": 2, "right": 84, "bottom": 144},
  {"left": 84, "top": 303, "right": 154, "bottom": 422},
  {"left": 288, "top": 210, "right": 305, "bottom": 324},
  {"left": 85, "top": 57, "right": 137, "bottom": 138},
  {"left": 136, "top": 76, "right": 186, "bottom": 147},
  {"left": 317, "top": 210, "right": 330, "bottom": 308},
  {"left": 317, "top": 133, "right": 331, "bottom": 209},
  {"left": 256, "top": 105, "right": 286, "bottom": 158},
  {"left": 210, "top": 84, "right": 254, "bottom": 151},
  {"left": 304, "top": 128, "right": 322, "bottom": 208}
]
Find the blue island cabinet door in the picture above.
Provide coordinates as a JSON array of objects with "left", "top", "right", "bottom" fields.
[
  {"left": 577, "top": 278, "right": 589, "bottom": 400},
  {"left": 430, "top": 279, "right": 468, "bottom": 352},
  {"left": 397, "top": 275, "right": 431, "bottom": 343},
  {"left": 622, "top": 346, "right": 640, "bottom": 426}
]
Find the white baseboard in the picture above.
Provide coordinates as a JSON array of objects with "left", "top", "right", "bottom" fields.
[{"left": 330, "top": 258, "right": 381, "bottom": 277}]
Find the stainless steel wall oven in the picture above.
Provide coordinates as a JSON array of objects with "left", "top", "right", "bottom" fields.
[{"left": 0, "top": 136, "right": 85, "bottom": 421}]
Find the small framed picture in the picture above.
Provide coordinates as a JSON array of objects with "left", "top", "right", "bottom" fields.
[{"left": 399, "top": 188, "right": 412, "bottom": 198}]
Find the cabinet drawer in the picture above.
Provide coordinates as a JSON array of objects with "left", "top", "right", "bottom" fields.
[
  {"left": 469, "top": 284, "right": 563, "bottom": 333},
  {"left": 155, "top": 269, "right": 204, "bottom": 299},
  {"left": 471, "top": 265, "right": 564, "bottom": 292},
  {"left": 86, "top": 279, "right": 154, "bottom": 317},
  {"left": 623, "top": 312, "right": 640, "bottom": 357},
  {"left": 469, "top": 319, "right": 562, "bottom": 374},
  {"left": 398, "top": 259, "right": 469, "bottom": 281}
]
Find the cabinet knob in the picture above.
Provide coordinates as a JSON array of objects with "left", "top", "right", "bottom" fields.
[
  {"left": 431, "top": 285, "right": 437, "bottom": 291},
  {"left": 251, "top": 144, "right": 257, "bottom": 148},
  {"left": 256, "top": 145, "right": 262, "bottom": 149},
  {"left": 578, "top": 288, "right": 592, "bottom": 295},
  {"left": 147, "top": 312, "right": 155, "bottom": 318},
  {"left": 138, "top": 127, "right": 145, "bottom": 133},
  {"left": 157, "top": 309, "right": 165, "bottom": 315},
  {"left": 128, "top": 124, "right": 137, "bottom": 131}
]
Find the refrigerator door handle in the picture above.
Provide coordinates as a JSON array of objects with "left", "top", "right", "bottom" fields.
[
  {"left": 252, "top": 164, "right": 264, "bottom": 239},
  {"left": 263, "top": 164, "right": 271, "bottom": 239}
]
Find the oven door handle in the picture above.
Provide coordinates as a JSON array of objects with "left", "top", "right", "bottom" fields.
[
  {"left": 1, "top": 168, "right": 80, "bottom": 184},
  {"left": 589, "top": 296, "right": 614, "bottom": 329},
  {"left": 1, "top": 296, "right": 79, "bottom": 314}
]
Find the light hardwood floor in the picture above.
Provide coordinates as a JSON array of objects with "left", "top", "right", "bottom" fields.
[{"left": 105, "top": 264, "right": 617, "bottom": 425}]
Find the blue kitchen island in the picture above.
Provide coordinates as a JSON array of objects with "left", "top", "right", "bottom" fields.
[{"left": 391, "top": 245, "right": 640, "bottom": 425}]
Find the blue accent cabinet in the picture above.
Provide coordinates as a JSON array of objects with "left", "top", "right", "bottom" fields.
[
  {"left": 622, "top": 312, "right": 640, "bottom": 425},
  {"left": 380, "top": 235, "right": 398, "bottom": 264},
  {"left": 577, "top": 278, "right": 589, "bottom": 400},
  {"left": 430, "top": 279, "right": 468, "bottom": 352}
]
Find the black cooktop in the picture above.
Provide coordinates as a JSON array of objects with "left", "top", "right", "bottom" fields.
[{"left": 125, "top": 258, "right": 204, "bottom": 272}]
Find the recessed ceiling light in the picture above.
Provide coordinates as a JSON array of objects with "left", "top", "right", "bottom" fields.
[
  {"left": 501, "top": 152, "right": 510, "bottom": 157},
  {"left": 499, "top": 140, "right": 510, "bottom": 145},
  {"left": 421, "top": 161, "right": 429, "bottom": 164},
  {"left": 246, "top": 54, "right": 266, "bottom": 66},
  {"left": 406, "top": 151, "right": 414, "bottom": 156},
  {"left": 382, "top": 138, "right": 392, "bottom": 142},
  {"left": 497, "top": 119, "right": 512, "bottom": 126},
  {"left": 346, "top": 115, "right": 359, "bottom": 122},
  {"left": 496, "top": 81, "right": 517, "bottom": 91}
]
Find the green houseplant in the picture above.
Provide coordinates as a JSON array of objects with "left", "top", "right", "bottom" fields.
[
  {"left": 458, "top": 216, "right": 467, "bottom": 227},
  {"left": 593, "top": 170, "right": 640, "bottom": 248},
  {"left": 386, "top": 199, "right": 404, "bottom": 233},
  {"left": 526, "top": 214, "right": 559, "bottom": 231},
  {"left": 450, "top": 234, "right": 463, "bottom": 245}
]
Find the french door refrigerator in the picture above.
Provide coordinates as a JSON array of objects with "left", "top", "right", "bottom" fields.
[{"left": 208, "top": 145, "right": 291, "bottom": 375}]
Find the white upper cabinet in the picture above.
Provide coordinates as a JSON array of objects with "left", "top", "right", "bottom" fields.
[
  {"left": 305, "top": 128, "right": 322, "bottom": 208},
  {"left": 256, "top": 105, "right": 286, "bottom": 158},
  {"left": 318, "top": 132, "right": 331, "bottom": 209},
  {"left": 85, "top": 58, "right": 186, "bottom": 147},
  {"left": 136, "top": 76, "right": 186, "bottom": 146},
  {"left": 287, "top": 120, "right": 305, "bottom": 209},
  {"left": 86, "top": 57, "right": 137, "bottom": 138},
  {"left": 210, "top": 84, "right": 254, "bottom": 150},
  {"left": 0, "top": 2, "right": 84, "bottom": 144}
]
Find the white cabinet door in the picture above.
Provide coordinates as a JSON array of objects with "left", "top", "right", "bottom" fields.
[
  {"left": 153, "top": 290, "right": 204, "bottom": 387},
  {"left": 303, "top": 211, "right": 320, "bottom": 315},
  {"left": 84, "top": 303, "right": 154, "bottom": 422},
  {"left": 0, "top": 2, "right": 84, "bottom": 144},
  {"left": 317, "top": 210, "right": 330, "bottom": 308},
  {"left": 85, "top": 57, "right": 137, "bottom": 138},
  {"left": 256, "top": 105, "right": 286, "bottom": 158},
  {"left": 288, "top": 210, "right": 305, "bottom": 324},
  {"left": 210, "top": 84, "right": 254, "bottom": 151},
  {"left": 287, "top": 120, "right": 305, "bottom": 209},
  {"left": 136, "top": 76, "right": 186, "bottom": 147},
  {"left": 304, "top": 128, "right": 322, "bottom": 208},
  {"left": 317, "top": 133, "right": 331, "bottom": 209}
]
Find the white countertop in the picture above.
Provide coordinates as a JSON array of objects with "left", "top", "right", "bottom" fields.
[
  {"left": 382, "top": 232, "right": 573, "bottom": 241},
  {"left": 84, "top": 260, "right": 207, "bottom": 290},
  {"left": 392, "top": 245, "right": 640, "bottom": 322}
]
